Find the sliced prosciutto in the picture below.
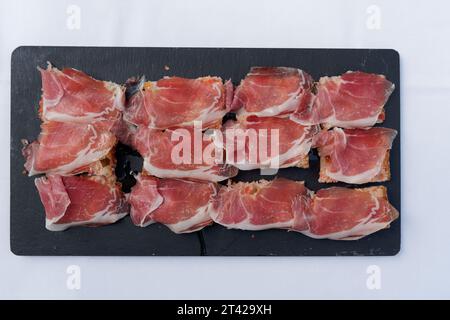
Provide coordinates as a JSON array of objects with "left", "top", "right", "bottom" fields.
[
  {"left": 294, "top": 186, "right": 399, "bottom": 240},
  {"left": 313, "top": 127, "right": 397, "bottom": 184},
  {"left": 124, "top": 76, "right": 229, "bottom": 129},
  {"left": 131, "top": 126, "right": 238, "bottom": 182},
  {"left": 35, "top": 174, "right": 128, "bottom": 231},
  {"left": 231, "top": 67, "right": 314, "bottom": 118},
  {"left": 211, "top": 178, "right": 307, "bottom": 230},
  {"left": 210, "top": 178, "right": 399, "bottom": 240},
  {"left": 129, "top": 175, "right": 217, "bottom": 233},
  {"left": 23, "top": 121, "right": 116, "bottom": 176},
  {"left": 223, "top": 116, "right": 318, "bottom": 170},
  {"left": 39, "top": 63, "right": 125, "bottom": 126},
  {"left": 291, "top": 71, "right": 395, "bottom": 128}
]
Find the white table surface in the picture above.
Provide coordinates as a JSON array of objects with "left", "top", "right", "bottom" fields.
[{"left": 1, "top": 0, "right": 449, "bottom": 299}]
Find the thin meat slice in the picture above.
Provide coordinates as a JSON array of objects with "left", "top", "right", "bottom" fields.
[
  {"left": 294, "top": 186, "right": 399, "bottom": 240},
  {"left": 231, "top": 67, "right": 314, "bottom": 118},
  {"left": 35, "top": 174, "right": 128, "bottom": 231},
  {"left": 223, "top": 116, "right": 318, "bottom": 170},
  {"left": 210, "top": 178, "right": 399, "bottom": 240},
  {"left": 124, "top": 76, "right": 228, "bottom": 129},
  {"left": 129, "top": 175, "right": 217, "bottom": 233},
  {"left": 291, "top": 71, "right": 395, "bottom": 128},
  {"left": 131, "top": 126, "right": 238, "bottom": 182},
  {"left": 23, "top": 121, "right": 116, "bottom": 176},
  {"left": 313, "top": 127, "right": 397, "bottom": 184},
  {"left": 210, "top": 178, "right": 308, "bottom": 230},
  {"left": 39, "top": 63, "right": 125, "bottom": 126}
]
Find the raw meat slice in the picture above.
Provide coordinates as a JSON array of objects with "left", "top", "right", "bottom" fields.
[
  {"left": 23, "top": 121, "right": 116, "bottom": 176},
  {"left": 223, "top": 115, "right": 319, "bottom": 170},
  {"left": 293, "top": 186, "right": 399, "bottom": 240},
  {"left": 35, "top": 174, "right": 128, "bottom": 231},
  {"left": 131, "top": 126, "right": 238, "bottom": 182},
  {"left": 210, "top": 178, "right": 307, "bottom": 230},
  {"left": 124, "top": 76, "right": 228, "bottom": 129},
  {"left": 313, "top": 127, "right": 397, "bottom": 184},
  {"left": 210, "top": 178, "right": 398, "bottom": 240},
  {"left": 291, "top": 71, "right": 395, "bottom": 128},
  {"left": 39, "top": 63, "right": 125, "bottom": 126},
  {"left": 231, "top": 67, "right": 314, "bottom": 118},
  {"left": 129, "top": 175, "right": 217, "bottom": 233}
]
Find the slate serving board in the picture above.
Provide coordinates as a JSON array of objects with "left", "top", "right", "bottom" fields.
[{"left": 10, "top": 47, "right": 401, "bottom": 256}]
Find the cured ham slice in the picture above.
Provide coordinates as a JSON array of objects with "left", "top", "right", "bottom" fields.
[
  {"left": 124, "top": 76, "right": 229, "bottom": 129},
  {"left": 231, "top": 67, "right": 314, "bottom": 118},
  {"left": 210, "top": 178, "right": 398, "bottom": 240},
  {"left": 291, "top": 71, "right": 395, "bottom": 128},
  {"left": 131, "top": 126, "right": 238, "bottom": 182},
  {"left": 293, "top": 186, "right": 399, "bottom": 240},
  {"left": 39, "top": 63, "right": 125, "bottom": 126},
  {"left": 35, "top": 174, "right": 128, "bottom": 231},
  {"left": 23, "top": 121, "right": 116, "bottom": 176},
  {"left": 223, "top": 116, "right": 318, "bottom": 170},
  {"left": 129, "top": 175, "right": 217, "bottom": 233},
  {"left": 211, "top": 178, "right": 308, "bottom": 230},
  {"left": 313, "top": 127, "right": 397, "bottom": 184}
]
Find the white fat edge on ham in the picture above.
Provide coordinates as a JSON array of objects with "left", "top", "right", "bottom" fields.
[
  {"left": 236, "top": 69, "right": 307, "bottom": 118},
  {"left": 35, "top": 177, "right": 70, "bottom": 225},
  {"left": 227, "top": 127, "right": 313, "bottom": 170},
  {"left": 132, "top": 77, "right": 225, "bottom": 129},
  {"left": 142, "top": 161, "right": 231, "bottom": 182},
  {"left": 165, "top": 201, "right": 213, "bottom": 234},
  {"left": 209, "top": 181, "right": 298, "bottom": 231},
  {"left": 324, "top": 162, "right": 384, "bottom": 184},
  {"left": 41, "top": 64, "right": 125, "bottom": 122},
  {"left": 46, "top": 184, "right": 128, "bottom": 231},
  {"left": 131, "top": 187, "right": 163, "bottom": 228},
  {"left": 321, "top": 128, "right": 396, "bottom": 184},
  {"left": 28, "top": 125, "right": 115, "bottom": 176},
  {"left": 298, "top": 188, "right": 393, "bottom": 240}
]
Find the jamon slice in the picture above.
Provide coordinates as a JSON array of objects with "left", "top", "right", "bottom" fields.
[
  {"left": 35, "top": 174, "right": 128, "bottom": 231},
  {"left": 313, "top": 127, "right": 397, "bottom": 184},
  {"left": 124, "top": 76, "right": 229, "bottom": 129},
  {"left": 39, "top": 63, "right": 125, "bottom": 126},
  {"left": 131, "top": 126, "right": 238, "bottom": 182},
  {"left": 210, "top": 178, "right": 399, "bottom": 240},
  {"left": 210, "top": 178, "right": 307, "bottom": 230},
  {"left": 129, "top": 175, "right": 217, "bottom": 233},
  {"left": 293, "top": 186, "right": 399, "bottom": 240},
  {"left": 231, "top": 67, "right": 314, "bottom": 118},
  {"left": 291, "top": 71, "right": 395, "bottom": 128},
  {"left": 223, "top": 116, "right": 318, "bottom": 170},
  {"left": 23, "top": 121, "right": 116, "bottom": 176}
]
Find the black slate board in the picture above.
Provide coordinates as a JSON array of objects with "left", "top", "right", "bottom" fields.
[{"left": 10, "top": 47, "right": 401, "bottom": 256}]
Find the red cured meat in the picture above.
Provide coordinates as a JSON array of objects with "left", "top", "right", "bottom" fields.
[
  {"left": 129, "top": 175, "right": 217, "bottom": 233},
  {"left": 210, "top": 178, "right": 398, "bottom": 240},
  {"left": 124, "top": 76, "right": 228, "bottom": 129},
  {"left": 291, "top": 71, "right": 394, "bottom": 128},
  {"left": 39, "top": 63, "right": 125, "bottom": 126},
  {"left": 313, "top": 127, "right": 397, "bottom": 184},
  {"left": 35, "top": 174, "right": 128, "bottom": 231},
  {"left": 231, "top": 67, "right": 314, "bottom": 118},
  {"left": 23, "top": 121, "right": 116, "bottom": 176},
  {"left": 223, "top": 116, "right": 318, "bottom": 170},
  {"left": 294, "top": 186, "right": 399, "bottom": 240},
  {"left": 211, "top": 178, "right": 307, "bottom": 230},
  {"left": 131, "top": 126, "right": 238, "bottom": 182}
]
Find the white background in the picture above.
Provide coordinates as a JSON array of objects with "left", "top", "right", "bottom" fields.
[{"left": 1, "top": 0, "right": 449, "bottom": 299}]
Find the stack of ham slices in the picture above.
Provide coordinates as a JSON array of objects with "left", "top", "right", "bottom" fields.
[
  {"left": 23, "top": 63, "right": 129, "bottom": 231},
  {"left": 23, "top": 63, "right": 399, "bottom": 241}
]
